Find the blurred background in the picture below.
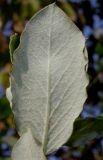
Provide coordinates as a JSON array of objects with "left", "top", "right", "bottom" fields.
[{"left": 0, "top": 0, "right": 103, "bottom": 159}]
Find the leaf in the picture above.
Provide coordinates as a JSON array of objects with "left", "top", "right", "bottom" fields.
[
  {"left": 9, "top": 33, "right": 20, "bottom": 63},
  {"left": 68, "top": 115, "right": 103, "bottom": 147},
  {"left": 10, "top": 2, "right": 88, "bottom": 158},
  {"left": 12, "top": 128, "right": 46, "bottom": 160}
]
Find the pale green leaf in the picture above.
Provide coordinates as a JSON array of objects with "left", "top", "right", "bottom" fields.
[
  {"left": 10, "top": 2, "right": 88, "bottom": 158},
  {"left": 12, "top": 128, "right": 46, "bottom": 160}
]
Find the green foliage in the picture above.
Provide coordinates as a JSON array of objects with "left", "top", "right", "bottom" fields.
[
  {"left": 68, "top": 115, "right": 103, "bottom": 146},
  {"left": 0, "top": 97, "right": 12, "bottom": 120},
  {"left": 0, "top": 73, "right": 9, "bottom": 88}
]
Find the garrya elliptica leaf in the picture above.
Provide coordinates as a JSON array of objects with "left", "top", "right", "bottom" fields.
[{"left": 7, "top": 3, "right": 88, "bottom": 160}]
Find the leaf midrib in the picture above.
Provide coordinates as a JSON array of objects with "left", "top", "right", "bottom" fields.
[{"left": 43, "top": 4, "right": 54, "bottom": 153}]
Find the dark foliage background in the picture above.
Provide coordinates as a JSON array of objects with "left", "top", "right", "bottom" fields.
[{"left": 0, "top": 0, "right": 103, "bottom": 159}]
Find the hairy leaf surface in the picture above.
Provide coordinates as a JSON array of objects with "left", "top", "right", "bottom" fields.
[
  {"left": 12, "top": 128, "right": 46, "bottom": 160},
  {"left": 10, "top": 3, "right": 88, "bottom": 156}
]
